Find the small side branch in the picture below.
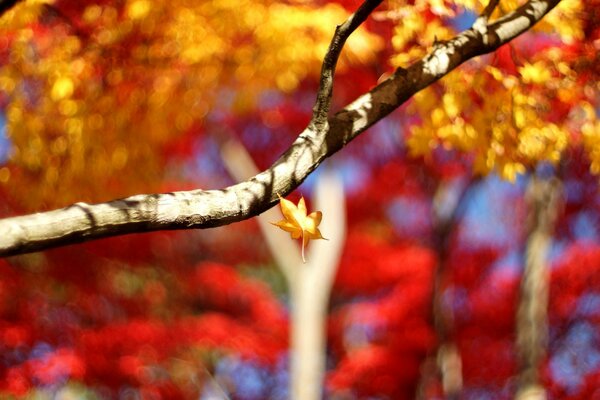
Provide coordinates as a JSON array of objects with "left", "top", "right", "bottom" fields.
[
  {"left": 473, "top": 0, "right": 501, "bottom": 42},
  {"left": 481, "top": 0, "right": 501, "bottom": 20},
  {"left": 311, "top": 0, "right": 383, "bottom": 131},
  {"left": 0, "top": 0, "right": 22, "bottom": 17}
]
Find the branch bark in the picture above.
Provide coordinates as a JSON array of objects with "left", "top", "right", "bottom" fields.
[{"left": 0, "top": 0, "right": 563, "bottom": 257}]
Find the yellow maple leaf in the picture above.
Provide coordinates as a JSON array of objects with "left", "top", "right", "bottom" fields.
[{"left": 271, "top": 194, "right": 327, "bottom": 263}]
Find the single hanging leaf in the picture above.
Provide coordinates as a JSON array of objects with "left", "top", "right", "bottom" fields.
[{"left": 271, "top": 194, "right": 327, "bottom": 262}]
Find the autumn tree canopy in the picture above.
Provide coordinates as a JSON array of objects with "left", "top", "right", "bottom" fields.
[
  {"left": 0, "top": 0, "right": 597, "bottom": 256},
  {"left": 0, "top": 0, "right": 598, "bottom": 398}
]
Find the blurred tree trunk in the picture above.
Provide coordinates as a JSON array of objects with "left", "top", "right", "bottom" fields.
[
  {"left": 417, "top": 179, "right": 476, "bottom": 399},
  {"left": 220, "top": 138, "right": 346, "bottom": 400},
  {"left": 288, "top": 173, "right": 345, "bottom": 400},
  {"left": 515, "top": 175, "right": 562, "bottom": 400}
]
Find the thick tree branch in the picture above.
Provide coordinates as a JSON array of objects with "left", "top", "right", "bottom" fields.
[
  {"left": 219, "top": 138, "right": 302, "bottom": 279},
  {"left": 0, "top": 0, "right": 562, "bottom": 257}
]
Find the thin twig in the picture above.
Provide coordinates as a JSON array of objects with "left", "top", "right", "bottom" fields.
[
  {"left": 481, "top": 0, "right": 501, "bottom": 20},
  {"left": 473, "top": 0, "right": 501, "bottom": 38},
  {"left": 0, "top": 0, "right": 21, "bottom": 17},
  {"left": 310, "top": 0, "right": 383, "bottom": 131}
]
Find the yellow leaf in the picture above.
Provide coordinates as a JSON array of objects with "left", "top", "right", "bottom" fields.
[
  {"left": 486, "top": 66, "right": 504, "bottom": 81},
  {"left": 271, "top": 194, "right": 327, "bottom": 263},
  {"left": 442, "top": 93, "right": 459, "bottom": 119},
  {"left": 127, "top": 0, "right": 151, "bottom": 20},
  {"left": 519, "top": 61, "right": 551, "bottom": 84},
  {"left": 51, "top": 77, "right": 74, "bottom": 101}
]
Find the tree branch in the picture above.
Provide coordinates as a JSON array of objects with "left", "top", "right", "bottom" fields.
[
  {"left": 0, "top": 0, "right": 563, "bottom": 257},
  {"left": 473, "top": 0, "right": 502, "bottom": 41},
  {"left": 311, "top": 0, "right": 383, "bottom": 131},
  {"left": 0, "top": 0, "right": 22, "bottom": 17},
  {"left": 219, "top": 137, "right": 302, "bottom": 280},
  {"left": 481, "top": 0, "right": 501, "bottom": 20}
]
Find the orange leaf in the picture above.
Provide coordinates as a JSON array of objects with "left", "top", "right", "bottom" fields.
[{"left": 271, "top": 194, "right": 327, "bottom": 262}]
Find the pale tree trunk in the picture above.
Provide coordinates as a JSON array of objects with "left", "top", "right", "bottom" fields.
[
  {"left": 515, "top": 175, "right": 562, "bottom": 400},
  {"left": 288, "top": 173, "right": 345, "bottom": 400},
  {"left": 220, "top": 139, "right": 346, "bottom": 400}
]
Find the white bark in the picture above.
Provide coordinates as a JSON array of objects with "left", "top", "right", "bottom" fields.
[{"left": 0, "top": 0, "right": 563, "bottom": 257}]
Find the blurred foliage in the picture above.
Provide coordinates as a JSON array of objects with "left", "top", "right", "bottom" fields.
[
  {"left": 0, "top": 0, "right": 599, "bottom": 399},
  {"left": 383, "top": 0, "right": 599, "bottom": 181},
  {"left": 0, "top": 0, "right": 381, "bottom": 209}
]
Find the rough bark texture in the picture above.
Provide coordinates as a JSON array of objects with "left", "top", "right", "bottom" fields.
[
  {"left": 515, "top": 176, "right": 562, "bottom": 400},
  {"left": 0, "top": 0, "right": 563, "bottom": 257}
]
